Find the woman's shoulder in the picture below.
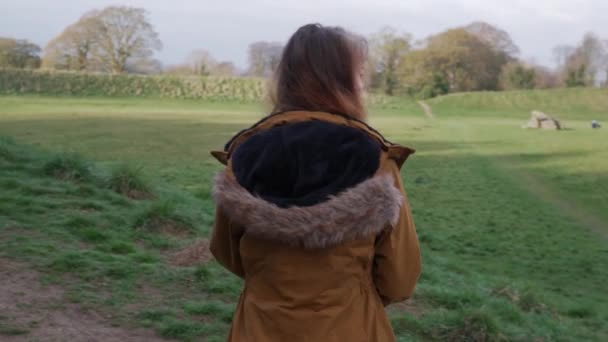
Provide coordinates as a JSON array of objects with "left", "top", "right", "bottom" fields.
[{"left": 212, "top": 111, "right": 415, "bottom": 169}]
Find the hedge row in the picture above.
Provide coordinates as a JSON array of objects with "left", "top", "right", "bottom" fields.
[
  {"left": 0, "top": 68, "right": 267, "bottom": 102},
  {"left": 0, "top": 68, "right": 399, "bottom": 106}
]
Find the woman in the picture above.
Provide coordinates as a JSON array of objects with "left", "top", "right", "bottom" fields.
[{"left": 210, "top": 23, "right": 421, "bottom": 341}]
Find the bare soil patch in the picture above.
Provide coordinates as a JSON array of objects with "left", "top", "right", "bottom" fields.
[
  {"left": 170, "top": 239, "right": 213, "bottom": 267},
  {"left": 0, "top": 258, "right": 167, "bottom": 342},
  {"left": 388, "top": 298, "right": 425, "bottom": 318}
]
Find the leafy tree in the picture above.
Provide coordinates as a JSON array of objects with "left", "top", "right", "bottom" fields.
[
  {"left": 43, "top": 6, "right": 161, "bottom": 74},
  {"left": 43, "top": 11, "right": 100, "bottom": 70},
  {"left": 368, "top": 27, "right": 412, "bottom": 95},
  {"left": 464, "top": 21, "right": 520, "bottom": 57},
  {"left": 500, "top": 62, "right": 536, "bottom": 90},
  {"left": 0, "top": 38, "right": 41, "bottom": 69},
  {"left": 417, "top": 73, "right": 450, "bottom": 99},
  {"left": 400, "top": 29, "right": 506, "bottom": 97}
]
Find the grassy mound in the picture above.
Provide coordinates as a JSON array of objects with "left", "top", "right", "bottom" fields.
[
  {"left": 0, "top": 137, "right": 233, "bottom": 341},
  {"left": 428, "top": 87, "right": 608, "bottom": 119},
  {"left": 1, "top": 92, "right": 607, "bottom": 341}
]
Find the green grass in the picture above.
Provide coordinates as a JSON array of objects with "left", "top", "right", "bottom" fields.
[
  {"left": 428, "top": 87, "right": 608, "bottom": 119},
  {"left": 1, "top": 89, "right": 607, "bottom": 341},
  {"left": 105, "top": 164, "right": 154, "bottom": 198}
]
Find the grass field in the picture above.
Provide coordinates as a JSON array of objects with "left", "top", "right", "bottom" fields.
[{"left": 1, "top": 90, "right": 607, "bottom": 341}]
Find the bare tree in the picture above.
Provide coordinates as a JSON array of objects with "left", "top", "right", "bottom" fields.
[
  {"left": 464, "top": 21, "right": 520, "bottom": 57},
  {"left": 125, "top": 58, "right": 162, "bottom": 74},
  {"left": 93, "top": 6, "right": 162, "bottom": 74},
  {"left": 579, "top": 33, "right": 608, "bottom": 85},
  {"left": 369, "top": 27, "right": 412, "bottom": 95},
  {"left": 186, "top": 49, "right": 216, "bottom": 76},
  {"left": 212, "top": 61, "right": 237, "bottom": 77},
  {"left": 0, "top": 37, "right": 41, "bottom": 69},
  {"left": 604, "top": 39, "right": 608, "bottom": 86},
  {"left": 562, "top": 32, "right": 608, "bottom": 86},
  {"left": 164, "top": 64, "right": 192, "bottom": 75},
  {"left": 532, "top": 65, "right": 561, "bottom": 89},
  {"left": 247, "top": 41, "right": 283, "bottom": 77},
  {"left": 552, "top": 45, "right": 575, "bottom": 70},
  {"left": 165, "top": 50, "right": 237, "bottom": 77},
  {"left": 43, "top": 11, "right": 100, "bottom": 70}
]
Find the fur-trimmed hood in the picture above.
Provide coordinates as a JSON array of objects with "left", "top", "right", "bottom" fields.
[
  {"left": 213, "top": 170, "right": 403, "bottom": 249},
  {"left": 210, "top": 111, "right": 414, "bottom": 249}
]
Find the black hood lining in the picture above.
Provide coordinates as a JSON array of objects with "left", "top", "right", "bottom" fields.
[{"left": 230, "top": 120, "right": 382, "bottom": 208}]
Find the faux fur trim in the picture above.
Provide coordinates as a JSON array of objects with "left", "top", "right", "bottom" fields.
[{"left": 213, "top": 171, "right": 404, "bottom": 249}]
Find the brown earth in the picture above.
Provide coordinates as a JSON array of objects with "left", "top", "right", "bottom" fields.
[
  {"left": 0, "top": 258, "right": 167, "bottom": 342},
  {"left": 169, "top": 239, "right": 213, "bottom": 267}
]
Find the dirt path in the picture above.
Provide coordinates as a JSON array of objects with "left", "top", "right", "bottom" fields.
[
  {"left": 0, "top": 258, "right": 167, "bottom": 342},
  {"left": 452, "top": 119, "right": 608, "bottom": 240},
  {"left": 499, "top": 164, "right": 608, "bottom": 239},
  {"left": 417, "top": 101, "right": 435, "bottom": 119}
]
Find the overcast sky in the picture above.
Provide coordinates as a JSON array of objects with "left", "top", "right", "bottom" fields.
[{"left": 2, "top": 0, "right": 607, "bottom": 69}]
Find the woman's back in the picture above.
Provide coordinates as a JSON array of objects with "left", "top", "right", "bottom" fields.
[
  {"left": 211, "top": 111, "right": 421, "bottom": 341},
  {"left": 209, "top": 23, "right": 421, "bottom": 341}
]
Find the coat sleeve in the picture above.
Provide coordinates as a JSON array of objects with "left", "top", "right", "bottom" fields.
[
  {"left": 209, "top": 206, "right": 245, "bottom": 279},
  {"left": 372, "top": 164, "right": 422, "bottom": 305}
]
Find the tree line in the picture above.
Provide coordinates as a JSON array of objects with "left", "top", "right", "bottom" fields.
[
  {"left": 367, "top": 22, "right": 608, "bottom": 97},
  {"left": 1, "top": 5, "right": 607, "bottom": 98}
]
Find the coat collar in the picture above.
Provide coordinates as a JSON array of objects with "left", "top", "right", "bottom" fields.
[{"left": 210, "top": 111, "right": 415, "bottom": 169}]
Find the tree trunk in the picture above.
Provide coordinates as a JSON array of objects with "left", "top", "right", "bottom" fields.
[{"left": 78, "top": 51, "right": 87, "bottom": 71}]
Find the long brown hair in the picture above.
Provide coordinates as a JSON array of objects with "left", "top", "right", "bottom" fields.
[{"left": 270, "top": 24, "right": 368, "bottom": 121}]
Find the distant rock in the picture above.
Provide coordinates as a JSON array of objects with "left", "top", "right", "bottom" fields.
[{"left": 523, "top": 111, "right": 562, "bottom": 130}]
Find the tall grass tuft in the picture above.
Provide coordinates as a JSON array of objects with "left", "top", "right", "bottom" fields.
[
  {"left": 0, "top": 136, "right": 18, "bottom": 161},
  {"left": 43, "top": 152, "right": 93, "bottom": 182},
  {"left": 105, "top": 164, "right": 154, "bottom": 199},
  {"left": 134, "top": 200, "right": 194, "bottom": 236}
]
